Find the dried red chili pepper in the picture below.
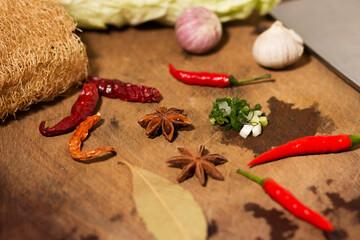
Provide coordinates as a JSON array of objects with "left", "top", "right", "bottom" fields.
[
  {"left": 169, "top": 63, "right": 271, "bottom": 87},
  {"left": 248, "top": 134, "right": 360, "bottom": 166},
  {"left": 39, "top": 83, "right": 99, "bottom": 137},
  {"left": 68, "top": 113, "right": 116, "bottom": 161},
  {"left": 87, "top": 76, "right": 161, "bottom": 103},
  {"left": 237, "top": 169, "right": 334, "bottom": 232}
]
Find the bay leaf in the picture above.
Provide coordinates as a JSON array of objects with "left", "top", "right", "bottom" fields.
[{"left": 122, "top": 160, "right": 207, "bottom": 240}]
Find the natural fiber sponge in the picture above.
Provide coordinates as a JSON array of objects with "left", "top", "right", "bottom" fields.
[{"left": 0, "top": 0, "right": 88, "bottom": 120}]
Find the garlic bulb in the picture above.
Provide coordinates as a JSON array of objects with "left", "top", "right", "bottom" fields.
[
  {"left": 252, "top": 21, "right": 304, "bottom": 69},
  {"left": 175, "top": 7, "right": 222, "bottom": 54}
]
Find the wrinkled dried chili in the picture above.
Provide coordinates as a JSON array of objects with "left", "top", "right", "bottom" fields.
[
  {"left": 237, "top": 169, "right": 334, "bottom": 232},
  {"left": 169, "top": 63, "right": 271, "bottom": 87},
  {"left": 39, "top": 83, "right": 99, "bottom": 137},
  {"left": 247, "top": 134, "right": 360, "bottom": 166},
  {"left": 67, "top": 113, "right": 116, "bottom": 161},
  {"left": 87, "top": 76, "right": 161, "bottom": 102}
]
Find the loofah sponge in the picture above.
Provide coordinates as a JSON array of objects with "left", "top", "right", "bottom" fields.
[{"left": 0, "top": 0, "right": 88, "bottom": 120}]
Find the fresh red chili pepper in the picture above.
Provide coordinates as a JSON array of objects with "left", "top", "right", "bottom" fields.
[
  {"left": 39, "top": 83, "right": 99, "bottom": 137},
  {"left": 169, "top": 63, "right": 271, "bottom": 87},
  {"left": 237, "top": 169, "right": 334, "bottom": 232},
  {"left": 87, "top": 76, "right": 161, "bottom": 103},
  {"left": 248, "top": 134, "right": 360, "bottom": 166}
]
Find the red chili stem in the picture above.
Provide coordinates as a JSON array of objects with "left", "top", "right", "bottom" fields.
[
  {"left": 229, "top": 74, "right": 271, "bottom": 85},
  {"left": 39, "top": 83, "right": 99, "bottom": 137},
  {"left": 236, "top": 168, "right": 265, "bottom": 185},
  {"left": 247, "top": 134, "right": 354, "bottom": 166},
  {"left": 87, "top": 76, "right": 162, "bottom": 103},
  {"left": 349, "top": 134, "right": 360, "bottom": 147},
  {"left": 169, "top": 63, "right": 270, "bottom": 88},
  {"left": 237, "top": 169, "right": 334, "bottom": 232}
]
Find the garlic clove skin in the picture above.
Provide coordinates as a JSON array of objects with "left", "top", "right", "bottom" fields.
[
  {"left": 252, "top": 21, "right": 304, "bottom": 69},
  {"left": 175, "top": 7, "right": 222, "bottom": 54}
]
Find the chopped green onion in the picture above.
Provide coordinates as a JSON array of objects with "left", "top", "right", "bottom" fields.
[
  {"left": 238, "top": 113, "right": 247, "bottom": 122},
  {"left": 240, "top": 106, "right": 250, "bottom": 116},
  {"left": 254, "top": 110, "right": 263, "bottom": 116},
  {"left": 217, "top": 101, "right": 228, "bottom": 109},
  {"left": 216, "top": 97, "right": 231, "bottom": 103},
  {"left": 225, "top": 123, "right": 232, "bottom": 130},
  {"left": 246, "top": 111, "right": 254, "bottom": 121},
  {"left": 215, "top": 117, "right": 229, "bottom": 125},
  {"left": 240, "top": 124, "right": 253, "bottom": 138},
  {"left": 252, "top": 124, "right": 262, "bottom": 137},
  {"left": 209, "top": 97, "right": 268, "bottom": 138},
  {"left": 250, "top": 114, "right": 260, "bottom": 124},
  {"left": 259, "top": 116, "right": 268, "bottom": 126},
  {"left": 222, "top": 106, "right": 231, "bottom": 116}
]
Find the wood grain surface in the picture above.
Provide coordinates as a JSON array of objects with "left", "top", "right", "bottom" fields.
[{"left": 1, "top": 15, "right": 360, "bottom": 240}]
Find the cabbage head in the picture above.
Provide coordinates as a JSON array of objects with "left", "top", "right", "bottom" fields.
[{"left": 61, "top": 0, "right": 281, "bottom": 29}]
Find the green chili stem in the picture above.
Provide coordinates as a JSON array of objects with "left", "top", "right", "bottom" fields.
[
  {"left": 237, "top": 169, "right": 266, "bottom": 186},
  {"left": 349, "top": 135, "right": 360, "bottom": 147},
  {"left": 229, "top": 74, "right": 271, "bottom": 86}
]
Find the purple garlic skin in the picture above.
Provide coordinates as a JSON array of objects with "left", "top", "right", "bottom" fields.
[{"left": 175, "top": 7, "right": 222, "bottom": 54}]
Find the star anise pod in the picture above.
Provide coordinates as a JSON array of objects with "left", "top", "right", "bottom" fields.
[
  {"left": 166, "top": 145, "right": 227, "bottom": 186},
  {"left": 138, "top": 107, "right": 191, "bottom": 141}
]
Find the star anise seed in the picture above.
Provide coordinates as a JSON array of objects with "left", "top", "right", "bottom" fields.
[
  {"left": 138, "top": 107, "right": 191, "bottom": 141},
  {"left": 166, "top": 145, "right": 227, "bottom": 186}
]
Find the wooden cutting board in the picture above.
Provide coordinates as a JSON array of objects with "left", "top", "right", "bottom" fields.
[{"left": 1, "top": 15, "right": 360, "bottom": 240}]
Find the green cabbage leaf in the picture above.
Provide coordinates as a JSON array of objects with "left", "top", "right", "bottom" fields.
[{"left": 61, "top": 0, "right": 281, "bottom": 29}]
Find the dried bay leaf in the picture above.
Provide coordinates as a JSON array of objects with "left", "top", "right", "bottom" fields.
[{"left": 121, "top": 160, "right": 207, "bottom": 240}]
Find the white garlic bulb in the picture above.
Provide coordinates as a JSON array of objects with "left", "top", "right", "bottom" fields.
[{"left": 252, "top": 21, "right": 304, "bottom": 69}]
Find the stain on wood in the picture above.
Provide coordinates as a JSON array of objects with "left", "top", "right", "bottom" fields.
[
  {"left": 255, "top": 237, "right": 265, "bottom": 240},
  {"left": 110, "top": 117, "right": 120, "bottom": 129},
  {"left": 130, "top": 208, "right": 137, "bottom": 216},
  {"left": 80, "top": 234, "right": 99, "bottom": 240},
  {"left": 244, "top": 203, "right": 299, "bottom": 240},
  {"left": 323, "top": 229, "right": 348, "bottom": 240},
  {"left": 60, "top": 227, "right": 77, "bottom": 240},
  {"left": 308, "top": 186, "right": 318, "bottom": 195},
  {"left": 207, "top": 219, "right": 219, "bottom": 238},
  {"left": 324, "top": 193, "right": 360, "bottom": 222},
  {"left": 321, "top": 192, "right": 360, "bottom": 240},
  {"left": 221, "top": 97, "right": 336, "bottom": 154},
  {"left": 327, "top": 179, "right": 334, "bottom": 186},
  {"left": 110, "top": 214, "right": 123, "bottom": 222}
]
